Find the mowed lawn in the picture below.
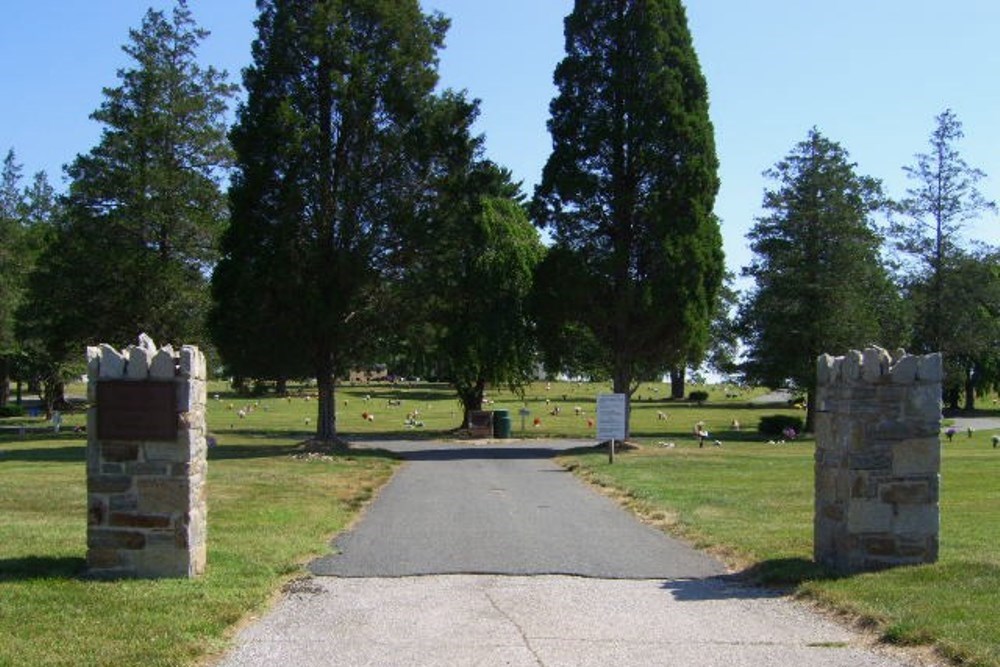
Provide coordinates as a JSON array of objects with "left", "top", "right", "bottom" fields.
[
  {"left": 0, "top": 397, "right": 398, "bottom": 667},
  {"left": 1, "top": 379, "right": 998, "bottom": 666}
]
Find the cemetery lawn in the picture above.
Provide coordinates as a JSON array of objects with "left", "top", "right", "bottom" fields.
[
  {"left": 2, "top": 380, "right": 998, "bottom": 666},
  {"left": 0, "top": 417, "right": 398, "bottom": 667}
]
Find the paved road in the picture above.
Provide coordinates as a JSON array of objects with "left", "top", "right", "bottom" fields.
[
  {"left": 310, "top": 440, "right": 722, "bottom": 579},
  {"left": 218, "top": 440, "right": 936, "bottom": 667}
]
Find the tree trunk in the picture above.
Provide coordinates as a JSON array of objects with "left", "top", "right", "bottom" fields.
[
  {"left": 276, "top": 377, "right": 288, "bottom": 396},
  {"left": 670, "top": 367, "right": 685, "bottom": 399},
  {"left": 0, "top": 358, "right": 9, "bottom": 406},
  {"left": 612, "top": 366, "right": 632, "bottom": 440},
  {"left": 316, "top": 354, "right": 337, "bottom": 442},
  {"left": 963, "top": 366, "right": 975, "bottom": 412},
  {"left": 459, "top": 378, "right": 486, "bottom": 429}
]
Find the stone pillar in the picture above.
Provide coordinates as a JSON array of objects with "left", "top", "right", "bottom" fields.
[
  {"left": 85, "top": 335, "right": 207, "bottom": 578},
  {"left": 814, "top": 347, "right": 941, "bottom": 573}
]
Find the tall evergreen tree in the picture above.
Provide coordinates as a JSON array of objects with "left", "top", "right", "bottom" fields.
[
  {"left": 19, "top": 0, "right": 234, "bottom": 365},
  {"left": 532, "top": 0, "right": 723, "bottom": 437},
  {"left": 0, "top": 150, "right": 26, "bottom": 406},
  {"left": 212, "top": 0, "right": 457, "bottom": 443},
  {"left": 894, "top": 110, "right": 996, "bottom": 402},
  {"left": 739, "top": 129, "right": 899, "bottom": 429}
]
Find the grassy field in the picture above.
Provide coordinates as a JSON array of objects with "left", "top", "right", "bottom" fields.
[
  {"left": 0, "top": 398, "right": 398, "bottom": 666},
  {"left": 2, "top": 379, "right": 997, "bottom": 666}
]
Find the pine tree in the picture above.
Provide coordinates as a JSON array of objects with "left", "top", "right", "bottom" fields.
[
  {"left": 532, "top": 0, "right": 723, "bottom": 437},
  {"left": 20, "top": 0, "right": 234, "bottom": 362},
  {"left": 894, "top": 110, "right": 996, "bottom": 402},
  {"left": 739, "top": 128, "right": 899, "bottom": 429},
  {"left": 0, "top": 150, "right": 26, "bottom": 406},
  {"left": 212, "top": 0, "right": 457, "bottom": 443}
]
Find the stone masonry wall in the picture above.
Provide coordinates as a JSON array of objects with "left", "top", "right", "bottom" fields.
[
  {"left": 814, "top": 347, "right": 941, "bottom": 573},
  {"left": 85, "top": 335, "right": 207, "bottom": 578}
]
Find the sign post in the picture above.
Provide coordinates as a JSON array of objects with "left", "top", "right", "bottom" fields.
[{"left": 596, "top": 393, "right": 626, "bottom": 464}]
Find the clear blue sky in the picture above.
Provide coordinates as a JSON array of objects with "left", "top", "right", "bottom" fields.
[{"left": 3, "top": 1, "right": 999, "bottom": 276}]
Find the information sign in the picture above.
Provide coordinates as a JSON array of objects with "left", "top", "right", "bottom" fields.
[{"left": 596, "top": 393, "right": 626, "bottom": 441}]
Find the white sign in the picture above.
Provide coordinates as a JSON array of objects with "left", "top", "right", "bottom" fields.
[{"left": 596, "top": 393, "right": 626, "bottom": 441}]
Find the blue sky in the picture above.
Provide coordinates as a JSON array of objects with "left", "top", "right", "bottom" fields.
[{"left": 3, "top": 1, "right": 999, "bottom": 276}]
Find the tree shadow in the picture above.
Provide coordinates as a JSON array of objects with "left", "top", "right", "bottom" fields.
[
  {"left": 0, "top": 445, "right": 85, "bottom": 463},
  {"left": 399, "top": 445, "right": 563, "bottom": 462},
  {"left": 661, "top": 558, "right": 838, "bottom": 601},
  {"left": 0, "top": 556, "right": 87, "bottom": 581}
]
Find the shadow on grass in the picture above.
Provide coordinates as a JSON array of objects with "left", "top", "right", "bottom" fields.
[
  {"left": 0, "top": 556, "right": 87, "bottom": 581},
  {"left": 0, "top": 445, "right": 85, "bottom": 462}
]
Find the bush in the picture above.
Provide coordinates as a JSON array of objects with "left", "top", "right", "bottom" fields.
[
  {"left": 688, "top": 390, "right": 709, "bottom": 404},
  {"left": 0, "top": 404, "right": 26, "bottom": 418},
  {"left": 758, "top": 414, "right": 804, "bottom": 437}
]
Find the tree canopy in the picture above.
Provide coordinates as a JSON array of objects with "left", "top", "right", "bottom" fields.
[
  {"left": 211, "top": 0, "right": 468, "bottom": 442},
  {"left": 739, "top": 128, "right": 901, "bottom": 428},
  {"left": 532, "top": 0, "right": 723, "bottom": 436},
  {"left": 19, "top": 0, "right": 234, "bottom": 368}
]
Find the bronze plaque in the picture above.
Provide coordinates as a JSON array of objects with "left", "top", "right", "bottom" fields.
[{"left": 97, "top": 381, "right": 178, "bottom": 441}]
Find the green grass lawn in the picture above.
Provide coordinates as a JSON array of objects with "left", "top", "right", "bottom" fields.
[
  {"left": 0, "top": 410, "right": 398, "bottom": 666},
  {"left": 559, "top": 415, "right": 1000, "bottom": 667},
  {"left": 2, "top": 379, "right": 997, "bottom": 666}
]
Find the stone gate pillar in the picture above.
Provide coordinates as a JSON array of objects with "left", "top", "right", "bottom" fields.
[
  {"left": 814, "top": 347, "right": 941, "bottom": 573},
  {"left": 85, "top": 335, "right": 207, "bottom": 578}
]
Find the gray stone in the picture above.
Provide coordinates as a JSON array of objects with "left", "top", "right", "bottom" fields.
[
  {"left": 137, "top": 332, "right": 157, "bottom": 353},
  {"left": 892, "top": 439, "right": 940, "bottom": 476},
  {"left": 126, "top": 345, "right": 152, "bottom": 380},
  {"left": 842, "top": 350, "right": 862, "bottom": 381},
  {"left": 86, "top": 346, "right": 101, "bottom": 382},
  {"left": 180, "top": 345, "right": 205, "bottom": 380},
  {"left": 98, "top": 344, "right": 126, "bottom": 378},
  {"left": 917, "top": 353, "right": 943, "bottom": 382},
  {"left": 889, "top": 355, "right": 918, "bottom": 383},
  {"left": 861, "top": 347, "right": 890, "bottom": 383},
  {"left": 816, "top": 354, "right": 836, "bottom": 385},
  {"left": 846, "top": 499, "right": 893, "bottom": 533},
  {"left": 149, "top": 347, "right": 176, "bottom": 379}
]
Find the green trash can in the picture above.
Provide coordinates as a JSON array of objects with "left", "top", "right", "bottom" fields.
[{"left": 492, "top": 409, "right": 512, "bottom": 439}]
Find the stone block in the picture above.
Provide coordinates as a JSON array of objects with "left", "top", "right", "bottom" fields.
[
  {"left": 180, "top": 345, "right": 205, "bottom": 380},
  {"left": 847, "top": 499, "right": 893, "bottom": 533},
  {"left": 904, "top": 384, "right": 942, "bottom": 423},
  {"left": 137, "top": 478, "right": 189, "bottom": 513},
  {"left": 863, "top": 536, "right": 897, "bottom": 556},
  {"left": 848, "top": 448, "right": 892, "bottom": 471},
  {"left": 87, "top": 548, "right": 125, "bottom": 570},
  {"left": 149, "top": 347, "right": 176, "bottom": 379},
  {"left": 88, "top": 498, "right": 106, "bottom": 526},
  {"left": 137, "top": 332, "right": 157, "bottom": 353},
  {"left": 126, "top": 345, "right": 152, "bottom": 380},
  {"left": 88, "top": 475, "right": 133, "bottom": 494},
  {"left": 889, "top": 355, "right": 918, "bottom": 383},
  {"left": 917, "top": 353, "right": 943, "bottom": 382},
  {"left": 144, "top": 441, "right": 187, "bottom": 463},
  {"left": 817, "top": 354, "right": 836, "bottom": 385},
  {"left": 98, "top": 344, "right": 126, "bottom": 378},
  {"left": 880, "top": 481, "right": 931, "bottom": 505},
  {"left": 86, "top": 346, "right": 101, "bottom": 381},
  {"left": 101, "top": 441, "right": 139, "bottom": 463},
  {"left": 873, "top": 419, "right": 913, "bottom": 441},
  {"left": 88, "top": 529, "right": 146, "bottom": 550},
  {"left": 862, "top": 347, "right": 891, "bottom": 382},
  {"left": 109, "top": 512, "right": 172, "bottom": 529},
  {"left": 101, "top": 463, "right": 124, "bottom": 475},
  {"left": 842, "top": 350, "right": 863, "bottom": 382},
  {"left": 893, "top": 505, "right": 939, "bottom": 535},
  {"left": 892, "top": 439, "right": 940, "bottom": 476},
  {"left": 129, "top": 462, "right": 169, "bottom": 476},
  {"left": 109, "top": 493, "right": 138, "bottom": 512}
]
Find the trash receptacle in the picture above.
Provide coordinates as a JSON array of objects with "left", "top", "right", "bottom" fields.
[{"left": 492, "top": 409, "right": 512, "bottom": 439}]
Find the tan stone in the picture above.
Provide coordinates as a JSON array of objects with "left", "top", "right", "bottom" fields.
[{"left": 137, "top": 478, "right": 189, "bottom": 513}]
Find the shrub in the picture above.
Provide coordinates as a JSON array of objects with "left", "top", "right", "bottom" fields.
[
  {"left": 688, "top": 390, "right": 709, "bottom": 404},
  {"left": 758, "top": 414, "right": 804, "bottom": 437},
  {"left": 0, "top": 404, "right": 26, "bottom": 418}
]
